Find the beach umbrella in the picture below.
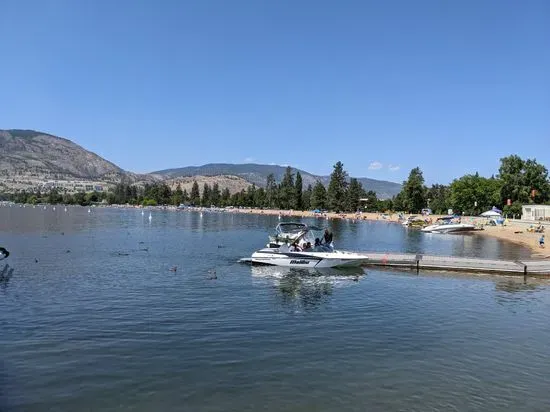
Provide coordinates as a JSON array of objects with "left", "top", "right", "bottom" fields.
[{"left": 480, "top": 210, "right": 501, "bottom": 217}]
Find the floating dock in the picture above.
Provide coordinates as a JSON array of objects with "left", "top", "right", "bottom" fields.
[{"left": 362, "top": 252, "right": 550, "bottom": 277}]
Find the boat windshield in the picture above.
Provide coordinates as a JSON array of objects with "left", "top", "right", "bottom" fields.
[{"left": 276, "top": 223, "right": 308, "bottom": 235}]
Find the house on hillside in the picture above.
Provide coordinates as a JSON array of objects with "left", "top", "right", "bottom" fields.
[{"left": 522, "top": 204, "right": 550, "bottom": 221}]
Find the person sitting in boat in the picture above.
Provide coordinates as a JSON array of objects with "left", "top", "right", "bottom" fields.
[
  {"left": 314, "top": 238, "right": 321, "bottom": 247},
  {"left": 290, "top": 241, "right": 302, "bottom": 252},
  {"left": 302, "top": 242, "right": 312, "bottom": 251}
]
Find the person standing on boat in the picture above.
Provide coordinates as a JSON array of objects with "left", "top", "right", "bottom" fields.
[{"left": 323, "top": 229, "right": 333, "bottom": 249}]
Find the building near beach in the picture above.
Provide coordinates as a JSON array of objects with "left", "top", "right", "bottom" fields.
[{"left": 522, "top": 204, "right": 550, "bottom": 221}]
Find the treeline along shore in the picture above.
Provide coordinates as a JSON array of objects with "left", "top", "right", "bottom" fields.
[{"left": 2, "top": 155, "right": 549, "bottom": 217}]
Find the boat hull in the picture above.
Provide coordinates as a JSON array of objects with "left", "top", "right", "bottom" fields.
[
  {"left": 245, "top": 249, "right": 369, "bottom": 268},
  {"left": 421, "top": 223, "right": 477, "bottom": 233}
]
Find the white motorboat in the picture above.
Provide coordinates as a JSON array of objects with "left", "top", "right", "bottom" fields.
[
  {"left": 421, "top": 216, "right": 477, "bottom": 233},
  {"left": 241, "top": 223, "right": 369, "bottom": 268}
]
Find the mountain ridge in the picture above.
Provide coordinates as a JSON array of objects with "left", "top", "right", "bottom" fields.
[
  {"left": 153, "top": 163, "right": 402, "bottom": 199},
  {"left": 1, "top": 129, "right": 401, "bottom": 198}
]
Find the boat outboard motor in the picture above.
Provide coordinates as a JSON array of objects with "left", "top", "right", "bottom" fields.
[{"left": 0, "top": 247, "right": 9, "bottom": 260}]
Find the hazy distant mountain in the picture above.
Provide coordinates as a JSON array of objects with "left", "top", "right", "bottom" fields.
[
  {"left": 153, "top": 163, "right": 402, "bottom": 199},
  {"left": 0, "top": 129, "right": 125, "bottom": 179},
  {"left": 0, "top": 129, "right": 156, "bottom": 193}
]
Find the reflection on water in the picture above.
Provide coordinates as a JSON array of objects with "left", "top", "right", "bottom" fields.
[
  {"left": 493, "top": 278, "right": 549, "bottom": 310},
  {"left": 495, "top": 279, "right": 540, "bottom": 294},
  {"left": 0, "top": 264, "right": 14, "bottom": 290},
  {"left": 250, "top": 266, "right": 365, "bottom": 311}
]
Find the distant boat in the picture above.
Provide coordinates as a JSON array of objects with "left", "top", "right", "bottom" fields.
[
  {"left": 148, "top": 212, "right": 152, "bottom": 221},
  {"left": 141, "top": 210, "right": 145, "bottom": 216},
  {"left": 53, "top": 206, "right": 56, "bottom": 211},
  {"left": 88, "top": 208, "right": 91, "bottom": 213},
  {"left": 64, "top": 207, "right": 68, "bottom": 212}
]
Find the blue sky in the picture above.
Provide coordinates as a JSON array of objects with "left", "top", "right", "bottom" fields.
[{"left": 1, "top": 0, "right": 548, "bottom": 184}]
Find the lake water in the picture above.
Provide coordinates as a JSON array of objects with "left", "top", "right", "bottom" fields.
[{"left": 1, "top": 206, "right": 549, "bottom": 412}]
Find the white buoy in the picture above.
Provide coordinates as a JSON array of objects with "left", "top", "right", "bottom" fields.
[
  {"left": 88, "top": 208, "right": 91, "bottom": 213},
  {"left": 44, "top": 206, "right": 47, "bottom": 210},
  {"left": 148, "top": 212, "right": 152, "bottom": 221},
  {"left": 278, "top": 214, "right": 281, "bottom": 220},
  {"left": 200, "top": 212, "right": 203, "bottom": 218},
  {"left": 53, "top": 206, "right": 56, "bottom": 211},
  {"left": 141, "top": 210, "right": 144, "bottom": 216},
  {"left": 64, "top": 207, "right": 68, "bottom": 212}
]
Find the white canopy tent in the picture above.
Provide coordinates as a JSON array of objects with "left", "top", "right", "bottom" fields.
[{"left": 480, "top": 210, "right": 502, "bottom": 218}]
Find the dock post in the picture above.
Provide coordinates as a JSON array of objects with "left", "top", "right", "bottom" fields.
[
  {"left": 415, "top": 254, "right": 422, "bottom": 275},
  {"left": 524, "top": 264, "right": 527, "bottom": 283}
]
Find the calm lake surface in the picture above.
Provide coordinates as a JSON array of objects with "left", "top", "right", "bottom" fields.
[{"left": 1, "top": 206, "right": 549, "bottom": 412}]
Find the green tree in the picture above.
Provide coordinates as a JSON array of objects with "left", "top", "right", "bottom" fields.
[
  {"left": 86, "top": 191, "right": 99, "bottom": 204},
  {"left": 310, "top": 181, "right": 327, "bottom": 210},
  {"left": 190, "top": 181, "right": 200, "bottom": 206},
  {"left": 498, "top": 155, "right": 550, "bottom": 204},
  {"left": 426, "top": 184, "right": 450, "bottom": 214},
  {"left": 362, "top": 190, "right": 378, "bottom": 212},
  {"left": 401, "top": 167, "right": 427, "bottom": 213},
  {"left": 73, "top": 192, "right": 88, "bottom": 206},
  {"left": 392, "top": 193, "right": 403, "bottom": 211},
  {"left": 345, "top": 178, "right": 364, "bottom": 212},
  {"left": 295, "top": 172, "right": 303, "bottom": 210},
  {"left": 376, "top": 198, "right": 394, "bottom": 212},
  {"left": 201, "top": 183, "right": 211, "bottom": 206},
  {"left": 221, "top": 188, "right": 231, "bottom": 206},
  {"left": 46, "top": 188, "right": 62, "bottom": 204},
  {"left": 265, "top": 173, "right": 278, "bottom": 208},
  {"left": 449, "top": 173, "right": 502, "bottom": 215},
  {"left": 246, "top": 184, "right": 257, "bottom": 207},
  {"left": 327, "top": 161, "right": 348, "bottom": 211},
  {"left": 278, "top": 166, "right": 295, "bottom": 209},
  {"left": 172, "top": 183, "right": 184, "bottom": 206},
  {"left": 254, "top": 187, "right": 266, "bottom": 207},
  {"left": 211, "top": 183, "right": 221, "bottom": 206},
  {"left": 302, "top": 184, "right": 313, "bottom": 210},
  {"left": 142, "top": 198, "right": 158, "bottom": 207}
]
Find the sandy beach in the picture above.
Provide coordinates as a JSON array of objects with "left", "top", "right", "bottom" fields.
[{"left": 227, "top": 207, "right": 550, "bottom": 259}]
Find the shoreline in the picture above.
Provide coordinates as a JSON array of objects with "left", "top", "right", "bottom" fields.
[{"left": 2, "top": 202, "right": 548, "bottom": 259}]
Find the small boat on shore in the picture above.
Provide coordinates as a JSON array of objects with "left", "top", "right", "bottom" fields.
[
  {"left": 402, "top": 215, "right": 428, "bottom": 228},
  {"left": 421, "top": 216, "right": 477, "bottom": 233},
  {"left": 241, "top": 223, "right": 369, "bottom": 268}
]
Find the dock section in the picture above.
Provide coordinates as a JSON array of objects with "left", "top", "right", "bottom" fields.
[{"left": 363, "top": 252, "right": 550, "bottom": 277}]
